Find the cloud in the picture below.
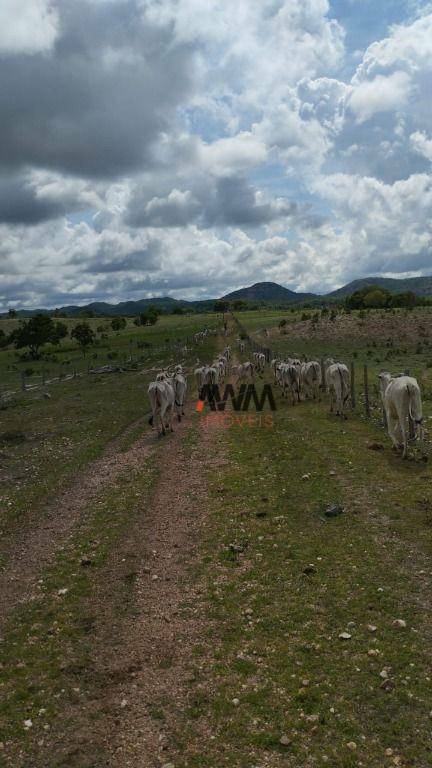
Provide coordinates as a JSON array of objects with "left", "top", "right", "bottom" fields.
[
  {"left": 1, "top": 2, "right": 432, "bottom": 309},
  {"left": 0, "top": 0, "right": 59, "bottom": 54},
  {"left": 0, "top": 0, "right": 195, "bottom": 179},
  {"left": 348, "top": 71, "right": 411, "bottom": 123},
  {"left": 410, "top": 130, "right": 432, "bottom": 161}
]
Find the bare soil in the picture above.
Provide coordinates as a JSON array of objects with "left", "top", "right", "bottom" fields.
[{"left": 0, "top": 415, "right": 152, "bottom": 635}]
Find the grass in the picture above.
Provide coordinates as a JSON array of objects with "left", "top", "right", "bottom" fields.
[
  {"left": 2, "top": 309, "right": 432, "bottom": 766},
  {"left": 174, "top": 322, "right": 432, "bottom": 768},
  {"left": 0, "top": 313, "right": 220, "bottom": 532},
  {"left": 0, "top": 454, "right": 160, "bottom": 766}
]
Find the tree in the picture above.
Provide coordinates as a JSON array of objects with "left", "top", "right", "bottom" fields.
[
  {"left": 214, "top": 300, "right": 229, "bottom": 313},
  {"left": 8, "top": 308, "right": 17, "bottom": 318},
  {"left": 135, "top": 309, "right": 158, "bottom": 326},
  {"left": 111, "top": 316, "right": 127, "bottom": 331},
  {"left": 10, "top": 314, "right": 61, "bottom": 358},
  {"left": 233, "top": 299, "right": 247, "bottom": 311},
  {"left": 71, "top": 322, "right": 95, "bottom": 354},
  {"left": 51, "top": 321, "right": 68, "bottom": 344},
  {"left": 363, "top": 289, "right": 389, "bottom": 309},
  {"left": 172, "top": 306, "right": 184, "bottom": 315}
]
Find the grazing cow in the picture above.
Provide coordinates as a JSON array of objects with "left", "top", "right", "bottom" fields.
[
  {"left": 148, "top": 378, "right": 175, "bottom": 436},
  {"left": 194, "top": 366, "right": 207, "bottom": 395},
  {"left": 232, "top": 362, "right": 254, "bottom": 385},
  {"left": 323, "top": 357, "right": 335, "bottom": 389},
  {"left": 301, "top": 361, "right": 322, "bottom": 400},
  {"left": 278, "top": 363, "right": 300, "bottom": 404},
  {"left": 270, "top": 358, "right": 280, "bottom": 383},
  {"left": 253, "top": 352, "right": 266, "bottom": 374},
  {"left": 204, "top": 365, "right": 219, "bottom": 387},
  {"left": 327, "top": 363, "right": 350, "bottom": 417},
  {"left": 378, "top": 372, "right": 423, "bottom": 458},
  {"left": 172, "top": 370, "right": 187, "bottom": 422}
]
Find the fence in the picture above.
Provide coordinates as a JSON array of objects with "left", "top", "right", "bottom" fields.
[
  {"left": 230, "top": 312, "right": 408, "bottom": 429},
  {"left": 0, "top": 331, "right": 215, "bottom": 403}
]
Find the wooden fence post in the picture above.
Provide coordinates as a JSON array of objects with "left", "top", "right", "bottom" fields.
[
  {"left": 363, "top": 364, "right": 370, "bottom": 418},
  {"left": 350, "top": 362, "right": 356, "bottom": 409},
  {"left": 21, "top": 372, "right": 26, "bottom": 391}
]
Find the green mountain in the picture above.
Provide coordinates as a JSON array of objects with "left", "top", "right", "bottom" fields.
[
  {"left": 222, "top": 281, "right": 317, "bottom": 303},
  {"left": 3, "top": 275, "right": 432, "bottom": 317},
  {"left": 327, "top": 276, "right": 432, "bottom": 299}
]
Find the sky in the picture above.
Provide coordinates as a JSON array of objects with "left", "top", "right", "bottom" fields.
[{"left": 1, "top": 0, "right": 432, "bottom": 309}]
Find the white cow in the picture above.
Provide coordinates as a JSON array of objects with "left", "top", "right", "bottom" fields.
[
  {"left": 301, "top": 361, "right": 322, "bottom": 400},
  {"left": 172, "top": 371, "right": 187, "bottom": 422},
  {"left": 270, "top": 358, "right": 281, "bottom": 383},
  {"left": 194, "top": 366, "right": 207, "bottom": 394},
  {"left": 253, "top": 352, "right": 266, "bottom": 374},
  {"left": 148, "top": 378, "right": 175, "bottom": 436},
  {"left": 323, "top": 357, "right": 335, "bottom": 389},
  {"left": 379, "top": 372, "right": 423, "bottom": 458},
  {"left": 278, "top": 363, "right": 300, "bottom": 404},
  {"left": 232, "top": 362, "right": 254, "bottom": 385},
  {"left": 204, "top": 365, "right": 219, "bottom": 386},
  {"left": 327, "top": 363, "right": 350, "bottom": 417}
]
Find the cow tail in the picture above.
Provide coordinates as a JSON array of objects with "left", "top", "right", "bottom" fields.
[{"left": 407, "top": 383, "right": 422, "bottom": 423}]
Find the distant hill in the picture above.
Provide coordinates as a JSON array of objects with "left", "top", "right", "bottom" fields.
[
  {"left": 222, "top": 281, "right": 317, "bottom": 303},
  {"left": 7, "top": 296, "right": 214, "bottom": 318},
  {"left": 327, "top": 276, "right": 432, "bottom": 299},
  {"left": 3, "top": 275, "right": 432, "bottom": 317}
]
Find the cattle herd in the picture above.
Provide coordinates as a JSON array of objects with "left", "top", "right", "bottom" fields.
[{"left": 147, "top": 329, "right": 424, "bottom": 458}]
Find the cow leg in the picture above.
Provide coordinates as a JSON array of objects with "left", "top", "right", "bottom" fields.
[{"left": 387, "top": 411, "right": 402, "bottom": 452}]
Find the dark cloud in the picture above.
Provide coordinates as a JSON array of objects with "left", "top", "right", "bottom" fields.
[
  {"left": 0, "top": 0, "right": 195, "bottom": 179},
  {"left": 0, "top": 174, "right": 65, "bottom": 224},
  {"left": 83, "top": 246, "right": 161, "bottom": 274},
  {"left": 126, "top": 175, "right": 288, "bottom": 228}
]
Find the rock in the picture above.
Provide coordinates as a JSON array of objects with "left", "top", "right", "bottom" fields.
[
  {"left": 57, "top": 588, "right": 68, "bottom": 596},
  {"left": 367, "top": 624, "right": 378, "bottom": 633},
  {"left": 43, "top": 392, "right": 52, "bottom": 399},
  {"left": 368, "top": 649, "right": 379, "bottom": 657},
  {"left": 379, "top": 669, "right": 389, "bottom": 679},
  {"left": 302, "top": 474, "right": 311, "bottom": 480},
  {"left": 380, "top": 678, "right": 395, "bottom": 692},
  {"left": 329, "top": 470, "right": 336, "bottom": 476},
  {"left": 280, "top": 734, "right": 292, "bottom": 747},
  {"left": 244, "top": 608, "right": 254, "bottom": 616},
  {"left": 23, "top": 719, "right": 33, "bottom": 729},
  {"left": 325, "top": 504, "right": 344, "bottom": 518},
  {"left": 255, "top": 510, "right": 267, "bottom": 518},
  {"left": 80, "top": 556, "right": 92, "bottom": 567},
  {"left": 346, "top": 742, "right": 357, "bottom": 751},
  {"left": 392, "top": 619, "right": 406, "bottom": 629},
  {"left": 120, "top": 699, "right": 128, "bottom": 708},
  {"left": 229, "top": 543, "right": 246, "bottom": 553},
  {"left": 367, "top": 442, "right": 384, "bottom": 451},
  {"left": 339, "top": 632, "right": 352, "bottom": 640},
  {"left": 232, "top": 698, "right": 240, "bottom": 706},
  {"left": 302, "top": 564, "right": 317, "bottom": 575}
]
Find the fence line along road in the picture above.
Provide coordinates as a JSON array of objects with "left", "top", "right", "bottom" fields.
[
  {"left": 231, "top": 312, "right": 390, "bottom": 425},
  {"left": 0, "top": 333, "right": 209, "bottom": 402}
]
